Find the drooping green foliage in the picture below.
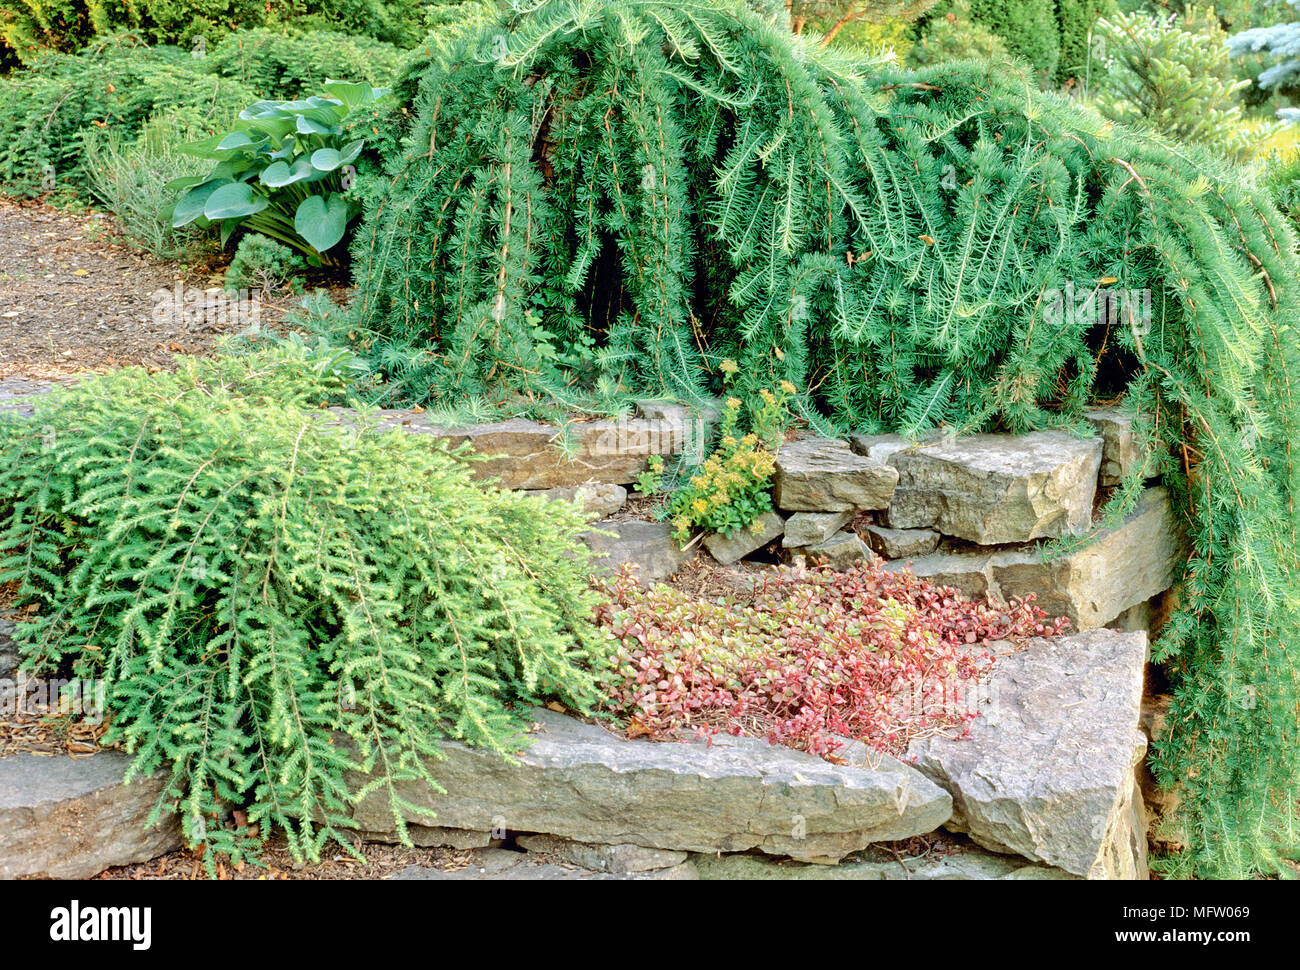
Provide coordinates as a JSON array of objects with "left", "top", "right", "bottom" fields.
[
  {"left": 351, "top": 0, "right": 1300, "bottom": 877},
  {"left": 0, "top": 348, "right": 607, "bottom": 868}
]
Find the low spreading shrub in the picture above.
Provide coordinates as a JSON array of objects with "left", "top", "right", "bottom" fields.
[
  {"left": 0, "top": 35, "right": 255, "bottom": 195},
  {"left": 595, "top": 559, "right": 1068, "bottom": 757},
  {"left": 0, "top": 349, "right": 607, "bottom": 869}
]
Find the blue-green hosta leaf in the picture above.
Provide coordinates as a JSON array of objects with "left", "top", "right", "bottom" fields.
[
  {"left": 294, "top": 194, "right": 351, "bottom": 253},
  {"left": 204, "top": 182, "right": 270, "bottom": 221},
  {"left": 244, "top": 116, "right": 297, "bottom": 139},
  {"left": 172, "top": 178, "right": 231, "bottom": 227},
  {"left": 311, "top": 140, "right": 365, "bottom": 173},
  {"left": 268, "top": 138, "right": 298, "bottom": 161},
  {"left": 216, "top": 130, "right": 261, "bottom": 152},
  {"left": 261, "top": 157, "right": 316, "bottom": 187},
  {"left": 321, "top": 80, "right": 378, "bottom": 109},
  {"left": 337, "top": 139, "right": 365, "bottom": 166},
  {"left": 296, "top": 115, "right": 334, "bottom": 136},
  {"left": 309, "top": 148, "right": 340, "bottom": 172},
  {"left": 240, "top": 100, "right": 291, "bottom": 119}
]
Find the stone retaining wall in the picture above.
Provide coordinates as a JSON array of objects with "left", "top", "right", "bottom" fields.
[{"left": 0, "top": 389, "right": 1173, "bottom": 879}]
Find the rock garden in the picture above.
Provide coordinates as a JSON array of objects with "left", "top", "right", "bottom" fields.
[{"left": 2, "top": 0, "right": 1300, "bottom": 885}]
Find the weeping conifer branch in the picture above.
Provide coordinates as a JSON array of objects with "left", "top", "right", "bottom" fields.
[{"left": 349, "top": 0, "right": 1300, "bottom": 877}]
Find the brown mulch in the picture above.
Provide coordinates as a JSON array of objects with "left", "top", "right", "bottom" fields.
[
  {"left": 96, "top": 836, "right": 475, "bottom": 881},
  {"left": 0, "top": 195, "right": 298, "bottom": 380}
]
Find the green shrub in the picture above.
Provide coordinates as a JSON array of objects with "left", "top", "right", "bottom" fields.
[
  {"left": 0, "top": 348, "right": 606, "bottom": 868},
  {"left": 1094, "top": 6, "right": 1253, "bottom": 159},
  {"left": 0, "top": 35, "right": 255, "bottom": 195},
  {"left": 908, "top": 0, "right": 1011, "bottom": 67},
  {"left": 351, "top": 0, "right": 1300, "bottom": 878},
  {"left": 82, "top": 123, "right": 217, "bottom": 262},
  {"left": 171, "top": 81, "right": 389, "bottom": 264},
  {"left": 1264, "top": 152, "right": 1300, "bottom": 238},
  {"left": 224, "top": 233, "right": 304, "bottom": 294},
  {"left": 1, "top": 0, "right": 425, "bottom": 68},
  {"left": 203, "top": 29, "right": 406, "bottom": 97},
  {"left": 1054, "top": 0, "right": 1115, "bottom": 85},
  {"left": 965, "top": 0, "right": 1060, "bottom": 78}
]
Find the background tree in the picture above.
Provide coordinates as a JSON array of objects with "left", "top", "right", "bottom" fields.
[
  {"left": 1055, "top": 0, "right": 1117, "bottom": 85},
  {"left": 787, "top": 0, "right": 937, "bottom": 46},
  {"left": 1094, "top": 5, "right": 1253, "bottom": 157},
  {"left": 965, "top": 0, "right": 1061, "bottom": 78},
  {"left": 906, "top": 0, "right": 1009, "bottom": 67},
  {"left": 1226, "top": 0, "right": 1300, "bottom": 119}
]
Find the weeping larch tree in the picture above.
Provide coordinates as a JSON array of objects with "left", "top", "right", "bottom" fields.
[{"left": 350, "top": 0, "right": 1300, "bottom": 877}]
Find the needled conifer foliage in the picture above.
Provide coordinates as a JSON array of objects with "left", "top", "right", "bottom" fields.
[
  {"left": 351, "top": 0, "right": 1300, "bottom": 877},
  {"left": 0, "top": 350, "right": 607, "bottom": 869}
]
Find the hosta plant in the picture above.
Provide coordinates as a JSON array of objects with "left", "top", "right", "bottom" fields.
[
  {"left": 595, "top": 559, "right": 1068, "bottom": 758},
  {"left": 170, "top": 80, "right": 388, "bottom": 265}
]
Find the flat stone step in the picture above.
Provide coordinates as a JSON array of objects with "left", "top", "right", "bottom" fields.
[
  {"left": 349, "top": 707, "right": 952, "bottom": 863},
  {"left": 884, "top": 487, "right": 1183, "bottom": 631},
  {"left": 691, "top": 835, "right": 1078, "bottom": 880},
  {"left": 906, "top": 628, "right": 1149, "bottom": 879},
  {"left": 0, "top": 378, "right": 52, "bottom": 418},
  {"left": 387, "top": 847, "right": 698, "bottom": 880},
  {"left": 0, "top": 752, "right": 182, "bottom": 879}
]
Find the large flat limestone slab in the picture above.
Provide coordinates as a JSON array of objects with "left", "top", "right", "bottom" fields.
[
  {"left": 885, "top": 487, "right": 1183, "bottom": 630},
  {"left": 329, "top": 407, "right": 711, "bottom": 490},
  {"left": 0, "top": 752, "right": 182, "bottom": 879},
  {"left": 907, "top": 629, "right": 1149, "bottom": 879},
  {"left": 885, "top": 431, "right": 1102, "bottom": 544},
  {"left": 349, "top": 708, "right": 952, "bottom": 862}
]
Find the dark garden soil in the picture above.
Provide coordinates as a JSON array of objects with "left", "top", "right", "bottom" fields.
[{"left": 0, "top": 196, "right": 297, "bottom": 380}]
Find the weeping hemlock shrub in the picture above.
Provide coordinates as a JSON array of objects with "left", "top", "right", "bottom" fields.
[
  {"left": 351, "top": 0, "right": 1300, "bottom": 877},
  {"left": 0, "top": 351, "right": 607, "bottom": 868}
]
